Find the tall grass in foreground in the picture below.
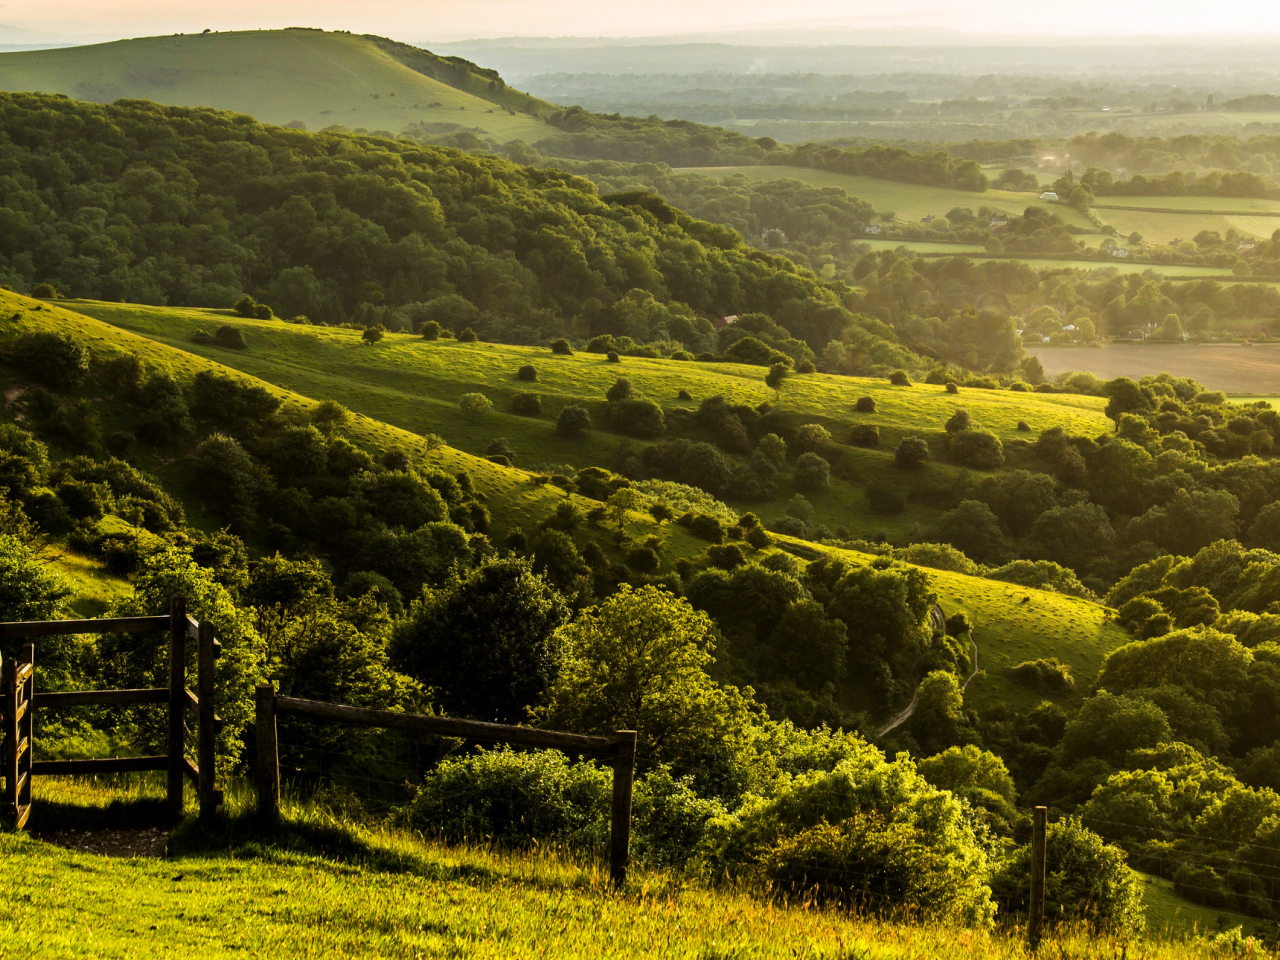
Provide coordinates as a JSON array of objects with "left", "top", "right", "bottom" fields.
[{"left": 0, "top": 775, "right": 1262, "bottom": 959}]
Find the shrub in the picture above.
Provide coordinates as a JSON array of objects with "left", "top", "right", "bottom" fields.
[
  {"left": 606, "top": 351, "right": 621, "bottom": 363},
  {"left": 849, "top": 424, "right": 880, "bottom": 448},
  {"left": 361, "top": 325, "right": 384, "bottom": 344},
  {"left": 945, "top": 381, "right": 959, "bottom": 394},
  {"left": 550, "top": 338, "right": 573, "bottom": 355},
  {"left": 556, "top": 405, "right": 591, "bottom": 438},
  {"left": 855, "top": 396, "right": 876, "bottom": 413},
  {"left": 896, "top": 543, "right": 980, "bottom": 575},
  {"left": 1008, "top": 658, "right": 1076, "bottom": 695},
  {"left": 457, "top": 327, "right": 478, "bottom": 343},
  {"left": 486, "top": 454, "right": 511, "bottom": 467},
  {"left": 231, "top": 294, "right": 256, "bottom": 317},
  {"left": 1016, "top": 420, "right": 1031, "bottom": 432},
  {"left": 895, "top": 436, "right": 930, "bottom": 470},
  {"left": 989, "top": 818, "right": 1141, "bottom": 932},
  {"left": 31, "top": 282, "right": 58, "bottom": 299},
  {"left": 606, "top": 377, "right": 633, "bottom": 402},
  {"left": 254, "top": 303, "right": 273, "bottom": 321},
  {"left": 516, "top": 364, "right": 537, "bottom": 381},
  {"left": 793, "top": 423, "right": 831, "bottom": 453},
  {"left": 944, "top": 409, "right": 973, "bottom": 433},
  {"left": 706, "top": 543, "right": 746, "bottom": 569},
  {"left": 948, "top": 430, "right": 1005, "bottom": 469},
  {"left": 724, "top": 336, "right": 774, "bottom": 365},
  {"left": 215, "top": 325, "right": 248, "bottom": 349},
  {"left": 677, "top": 388, "right": 693, "bottom": 401},
  {"left": 420, "top": 320, "right": 441, "bottom": 340},
  {"left": 609, "top": 397, "right": 666, "bottom": 438},
  {"left": 689, "top": 514, "right": 725, "bottom": 543},
  {"left": 626, "top": 546, "right": 660, "bottom": 574},
  {"left": 744, "top": 525, "right": 772, "bottom": 550},
  {"left": 866, "top": 483, "right": 905, "bottom": 515},
  {"left": 511, "top": 393, "right": 542, "bottom": 416},
  {"left": 399, "top": 747, "right": 609, "bottom": 849},
  {"left": 889, "top": 370, "right": 912, "bottom": 386},
  {"left": 458, "top": 392, "right": 492, "bottom": 422},
  {"left": 794, "top": 452, "right": 830, "bottom": 493},
  {"left": 11, "top": 332, "right": 89, "bottom": 390},
  {"left": 795, "top": 358, "right": 816, "bottom": 374}
]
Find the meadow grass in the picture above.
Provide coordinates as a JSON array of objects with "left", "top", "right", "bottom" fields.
[
  {"left": 0, "top": 29, "right": 553, "bottom": 142},
  {"left": 0, "top": 776, "right": 1252, "bottom": 959}
]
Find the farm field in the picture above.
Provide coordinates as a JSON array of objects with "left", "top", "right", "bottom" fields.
[
  {"left": 11, "top": 294, "right": 1130, "bottom": 711},
  {"left": 1098, "top": 206, "right": 1280, "bottom": 244},
  {"left": 0, "top": 29, "right": 554, "bottom": 142},
  {"left": 680, "top": 165, "right": 1099, "bottom": 230},
  {"left": 854, "top": 241, "right": 1231, "bottom": 277},
  {"left": 1026, "top": 343, "right": 1280, "bottom": 393},
  {"left": 0, "top": 778, "right": 1236, "bottom": 959}
]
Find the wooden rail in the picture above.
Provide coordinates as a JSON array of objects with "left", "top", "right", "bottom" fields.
[
  {"left": 255, "top": 685, "right": 638, "bottom": 884},
  {"left": 1, "top": 595, "right": 223, "bottom": 828}
]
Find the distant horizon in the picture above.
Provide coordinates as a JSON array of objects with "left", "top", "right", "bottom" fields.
[{"left": 12, "top": 1, "right": 1280, "bottom": 47}]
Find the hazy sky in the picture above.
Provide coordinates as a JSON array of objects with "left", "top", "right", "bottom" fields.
[{"left": 11, "top": 0, "right": 1280, "bottom": 43}]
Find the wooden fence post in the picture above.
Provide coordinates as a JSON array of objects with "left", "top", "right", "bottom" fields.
[
  {"left": 610, "top": 730, "right": 637, "bottom": 886},
  {"left": 256, "top": 684, "right": 279, "bottom": 822},
  {"left": 2, "top": 652, "right": 15, "bottom": 824},
  {"left": 1029, "top": 805, "right": 1048, "bottom": 951},
  {"left": 17, "top": 644, "right": 32, "bottom": 826},
  {"left": 167, "top": 595, "right": 186, "bottom": 820},
  {"left": 197, "top": 621, "right": 217, "bottom": 823}
]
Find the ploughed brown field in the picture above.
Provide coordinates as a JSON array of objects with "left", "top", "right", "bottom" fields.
[{"left": 1026, "top": 343, "right": 1280, "bottom": 394}]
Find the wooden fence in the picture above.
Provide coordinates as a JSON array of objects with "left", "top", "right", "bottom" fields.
[
  {"left": 1, "top": 596, "right": 222, "bottom": 826},
  {"left": 254, "top": 684, "right": 639, "bottom": 883}
]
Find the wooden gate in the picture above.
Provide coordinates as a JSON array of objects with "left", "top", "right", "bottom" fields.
[{"left": 0, "top": 595, "right": 222, "bottom": 826}]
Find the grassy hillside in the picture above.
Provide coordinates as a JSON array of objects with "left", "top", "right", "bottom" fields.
[
  {"left": 24, "top": 295, "right": 1129, "bottom": 713},
  {"left": 0, "top": 29, "right": 555, "bottom": 142},
  {"left": 66, "top": 298, "right": 1112, "bottom": 536},
  {"left": 0, "top": 778, "right": 1248, "bottom": 957}
]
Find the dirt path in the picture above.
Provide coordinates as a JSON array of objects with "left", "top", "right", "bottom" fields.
[{"left": 875, "top": 630, "right": 979, "bottom": 739}]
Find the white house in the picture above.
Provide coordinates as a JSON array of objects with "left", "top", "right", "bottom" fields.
[
  {"left": 1110, "top": 247, "right": 1132, "bottom": 258},
  {"left": 1040, "top": 191, "right": 1059, "bottom": 201},
  {"left": 864, "top": 224, "right": 883, "bottom": 236}
]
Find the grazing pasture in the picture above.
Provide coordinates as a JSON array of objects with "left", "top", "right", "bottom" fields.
[{"left": 1026, "top": 343, "right": 1280, "bottom": 394}]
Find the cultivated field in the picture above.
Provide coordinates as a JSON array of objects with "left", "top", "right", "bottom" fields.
[
  {"left": 1027, "top": 342, "right": 1280, "bottom": 393},
  {"left": 681, "top": 165, "right": 1099, "bottom": 230},
  {"left": 0, "top": 29, "right": 554, "bottom": 141}
]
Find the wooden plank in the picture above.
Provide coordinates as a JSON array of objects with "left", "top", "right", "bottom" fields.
[
  {"left": 183, "top": 688, "right": 198, "bottom": 713},
  {"left": 14, "top": 662, "right": 32, "bottom": 684},
  {"left": 167, "top": 596, "right": 186, "bottom": 819},
  {"left": 14, "top": 737, "right": 27, "bottom": 762},
  {"left": 610, "top": 731, "right": 637, "bottom": 885},
  {"left": 0, "top": 616, "right": 169, "bottom": 638},
  {"left": 3, "top": 657, "right": 15, "bottom": 820},
  {"left": 13, "top": 699, "right": 26, "bottom": 724},
  {"left": 18, "top": 645, "right": 31, "bottom": 810},
  {"left": 14, "top": 801, "right": 30, "bottom": 830},
  {"left": 13, "top": 771, "right": 27, "bottom": 801},
  {"left": 31, "top": 756, "right": 167, "bottom": 775},
  {"left": 33, "top": 688, "right": 167, "bottom": 709},
  {"left": 274, "top": 696, "right": 615, "bottom": 754},
  {"left": 186, "top": 616, "right": 200, "bottom": 640},
  {"left": 182, "top": 756, "right": 199, "bottom": 785},
  {"left": 1029, "top": 805, "right": 1047, "bottom": 950},
  {"left": 255, "top": 685, "right": 279, "bottom": 823},
  {"left": 197, "top": 620, "right": 218, "bottom": 822}
]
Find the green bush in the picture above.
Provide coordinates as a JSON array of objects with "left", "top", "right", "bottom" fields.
[
  {"left": 690, "top": 514, "right": 725, "bottom": 543},
  {"left": 706, "top": 543, "right": 746, "bottom": 569},
  {"left": 889, "top": 370, "right": 912, "bottom": 386},
  {"left": 849, "top": 424, "right": 880, "bottom": 448},
  {"left": 516, "top": 364, "right": 537, "bottom": 381},
  {"left": 457, "top": 327, "right": 479, "bottom": 343},
  {"left": 855, "top": 396, "right": 876, "bottom": 413},
  {"left": 557, "top": 405, "right": 591, "bottom": 438},
  {"left": 511, "top": 393, "right": 542, "bottom": 416},
  {"left": 1008, "top": 658, "right": 1075, "bottom": 694},
  {"left": 947, "top": 430, "right": 1004, "bottom": 469},
  {"left": 609, "top": 397, "right": 666, "bottom": 438},
  {"left": 398, "top": 747, "right": 610, "bottom": 849},
  {"left": 607, "top": 350, "right": 621, "bottom": 363},
  {"left": 550, "top": 338, "right": 573, "bottom": 355},
  {"left": 895, "top": 436, "right": 930, "bottom": 470},
  {"left": 215, "top": 325, "right": 248, "bottom": 349},
  {"left": 989, "top": 818, "right": 1142, "bottom": 932},
  {"left": 11, "top": 332, "right": 89, "bottom": 390},
  {"left": 420, "top": 319, "right": 441, "bottom": 340},
  {"left": 794, "top": 452, "right": 830, "bottom": 493}
]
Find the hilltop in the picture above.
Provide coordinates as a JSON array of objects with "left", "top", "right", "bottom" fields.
[{"left": 0, "top": 29, "right": 556, "bottom": 141}]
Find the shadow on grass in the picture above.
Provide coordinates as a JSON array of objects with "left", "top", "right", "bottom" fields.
[{"left": 26, "top": 796, "right": 172, "bottom": 834}]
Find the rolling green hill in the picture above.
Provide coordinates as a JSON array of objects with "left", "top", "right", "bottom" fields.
[
  {"left": 0, "top": 29, "right": 556, "bottom": 142},
  {"left": 8, "top": 293, "right": 1129, "bottom": 715}
]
